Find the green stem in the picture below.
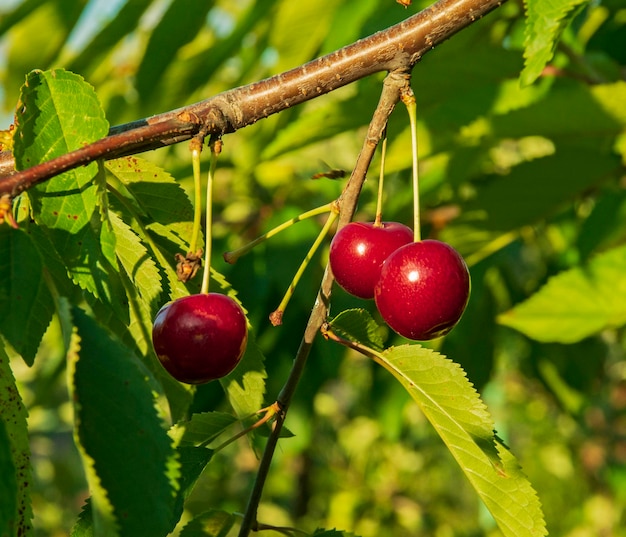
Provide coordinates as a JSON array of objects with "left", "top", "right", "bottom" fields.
[
  {"left": 403, "top": 89, "right": 421, "bottom": 242},
  {"left": 374, "top": 134, "right": 387, "bottom": 227},
  {"left": 200, "top": 141, "right": 220, "bottom": 295},
  {"left": 223, "top": 203, "right": 334, "bottom": 264},
  {"left": 189, "top": 146, "right": 203, "bottom": 254},
  {"left": 269, "top": 207, "right": 339, "bottom": 326},
  {"left": 211, "top": 403, "right": 280, "bottom": 453}
]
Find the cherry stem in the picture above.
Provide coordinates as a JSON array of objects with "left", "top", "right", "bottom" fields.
[
  {"left": 237, "top": 72, "right": 408, "bottom": 537},
  {"left": 251, "top": 522, "right": 307, "bottom": 536},
  {"left": 223, "top": 202, "right": 335, "bottom": 264},
  {"left": 373, "top": 134, "right": 388, "bottom": 227},
  {"left": 211, "top": 402, "right": 281, "bottom": 453},
  {"left": 200, "top": 139, "right": 221, "bottom": 295},
  {"left": 402, "top": 88, "right": 421, "bottom": 242},
  {"left": 269, "top": 203, "right": 339, "bottom": 326},
  {"left": 189, "top": 142, "right": 203, "bottom": 254}
]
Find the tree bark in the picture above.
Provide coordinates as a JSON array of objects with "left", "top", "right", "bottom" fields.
[{"left": 0, "top": 0, "right": 506, "bottom": 196}]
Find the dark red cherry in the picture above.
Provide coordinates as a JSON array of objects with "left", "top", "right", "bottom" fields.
[
  {"left": 329, "top": 221, "right": 413, "bottom": 299},
  {"left": 374, "top": 240, "right": 470, "bottom": 340},
  {"left": 152, "top": 293, "right": 248, "bottom": 384}
]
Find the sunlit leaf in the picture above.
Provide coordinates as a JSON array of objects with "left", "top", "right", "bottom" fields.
[
  {"left": 328, "top": 332, "right": 547, "bottom": 537},
  {"left": 379, "top": 345, "right": 546, "bottom": 537},
  {"left": 13, "top": 69, "right": 121, "bottom": 309},
  {"left": 498, "top": 244, "right": 626, "bottom": 343}
]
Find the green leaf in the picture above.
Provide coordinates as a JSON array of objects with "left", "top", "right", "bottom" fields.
[
  {"left": 440, "top": 146, "right": 619, "bottom": 258},
  {"left": 109, "top": 211, "right": 162, "bottom": 312},
  {"left": 68, "top": 0, "right": 154, "bottom": 76},
  {"left": 328, "top": 309, "right": 385, "bottom": 351},
  {"left": 492, "top": 81, "right": 626, "bottom": 142},
  {"left": 68, "top": 307, "right": 181, "bottom": 537},
  {"left": 13, "top": 69, "right": 117, "bottom": 305},
  {"left": 170, "top": 412, "right": 238, "bottom": 447},
  {"left": 220, "top": 330, "right": 267, "bottom": 419},
  {"left": 178, "top": 510, "right": 235, "bottom": 537},
  {"left": 168, "top": 0, "right": 280, "bottom": 108},
  {"left": 346, "top": 340, "right": 546, "bottom": 537},
  {"left": 14, "top": 68, "right": 108, "bottom": 220},
  {"left": 70, "top": 500, "right": 94, "bottom": 537},
  {"left": 135, "top": 0, "right": 215, "bottom": 103},
  {"left": 0, "top": 346, "right": 33, "bottom": 537},
  {"left": 326, "top": 309, "right": 545, "bottom": 537},
  {"left": 268, "top": 0, "right": 342, "bottom": 73},
  {"left": 0, "top": 419, "right": 17, "bottom": 537},
  {"left": 498, "top": 244, "right": 626, "bottom": 343},
  {"left": 171, "top": 446, "right": 214, "bottom": 527},
  {"left": 2, "top": 3, "right": 84, "bottom": 103},
  {"left": 521, "top": 0, "right": 591, "bottom": 86},
  {"left": 0, "top": 227, "right": 55, "bottom": 365},
  {"left": 105, "top": 156, "right": 196, "bottom": 301}
]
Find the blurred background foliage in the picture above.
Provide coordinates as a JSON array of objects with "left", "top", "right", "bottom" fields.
[{"left": 2, "top": 0, "right": 626, "bottom": 535}]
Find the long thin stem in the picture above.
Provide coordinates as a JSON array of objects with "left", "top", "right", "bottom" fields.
[
  {"left": 200, "top": 140, "right": 220, "bottom": 295},
  {"left": 223, "top": 203, "right": 334, "bottom": 264},
  {"left": 374, "top": 134, "right": 387, "bottom": 227},
  {"left": 236, "top": 71, "right": 411, "bottom": 537},
  {"left": 189, "top": 145, "right": 203, "bottom": 254},
  {"left": 402, "top": 89, "right": 421, "bottom": 242},
  {"left": 269, "top": 208, "right": 339, "bottom": 326}
]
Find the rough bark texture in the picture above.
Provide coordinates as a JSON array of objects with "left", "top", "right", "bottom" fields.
[{"left": 0, "top": 0, "right": 505, "bottom": 196}]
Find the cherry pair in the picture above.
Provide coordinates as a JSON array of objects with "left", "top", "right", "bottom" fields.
[{"left": 329, "top": 221, "right": 470, "bottom": 340}]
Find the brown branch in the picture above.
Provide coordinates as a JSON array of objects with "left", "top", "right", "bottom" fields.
[
  {"left": 236, "top": 70, "right": 411, "bottom": 537},
  {"left": 0, "top": 0, "right": 505, "bottom": 197}
]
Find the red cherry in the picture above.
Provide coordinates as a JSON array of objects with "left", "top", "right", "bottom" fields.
[
  {"left": 374, "top": 240, "right": 470, "bottom": 340},
  {"left": 329, "top": 221, "right": 414, "bottom": 299},
  {"left": 152, "top": 293, "right": 248, "bottom": 384}
]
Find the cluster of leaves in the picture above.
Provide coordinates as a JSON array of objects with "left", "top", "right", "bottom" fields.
[{"left": 1, "top": 0, "right": 626, "bottom": 536}]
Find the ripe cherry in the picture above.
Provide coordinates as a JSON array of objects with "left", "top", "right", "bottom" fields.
[
  {"left": 329, "top": 221, "right": 413, "bottom": 299},
  {"left": 374, "top": 240, "right": 470, "bottom": 340},
  {"left": 152, "top": 293, "right": 248, "bottom": 384}
]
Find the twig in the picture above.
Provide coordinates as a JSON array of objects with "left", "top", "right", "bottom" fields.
[
  {"left": 236, "top": 70, "right": 412, "bottom": 537},
  {"left": 0, "top": 0, "right": 506, "bottom": 196}
]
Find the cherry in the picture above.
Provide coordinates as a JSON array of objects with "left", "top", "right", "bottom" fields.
[
  {"left": 152, "top": 293, "right": 248, "bottom": 384},
  {"left": 329, "top": 221, "right": 413, "bottom": 299},
  {"left": 374, "top": 240, "right": 470, "bottom": 340}
]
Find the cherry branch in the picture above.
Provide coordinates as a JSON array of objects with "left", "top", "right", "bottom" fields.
[
  {"left": 236, "top": 70, "right": 411, "bottom": 537},
  {"left": 0, "top": 0, "right": 505, "bottom": 197}
]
